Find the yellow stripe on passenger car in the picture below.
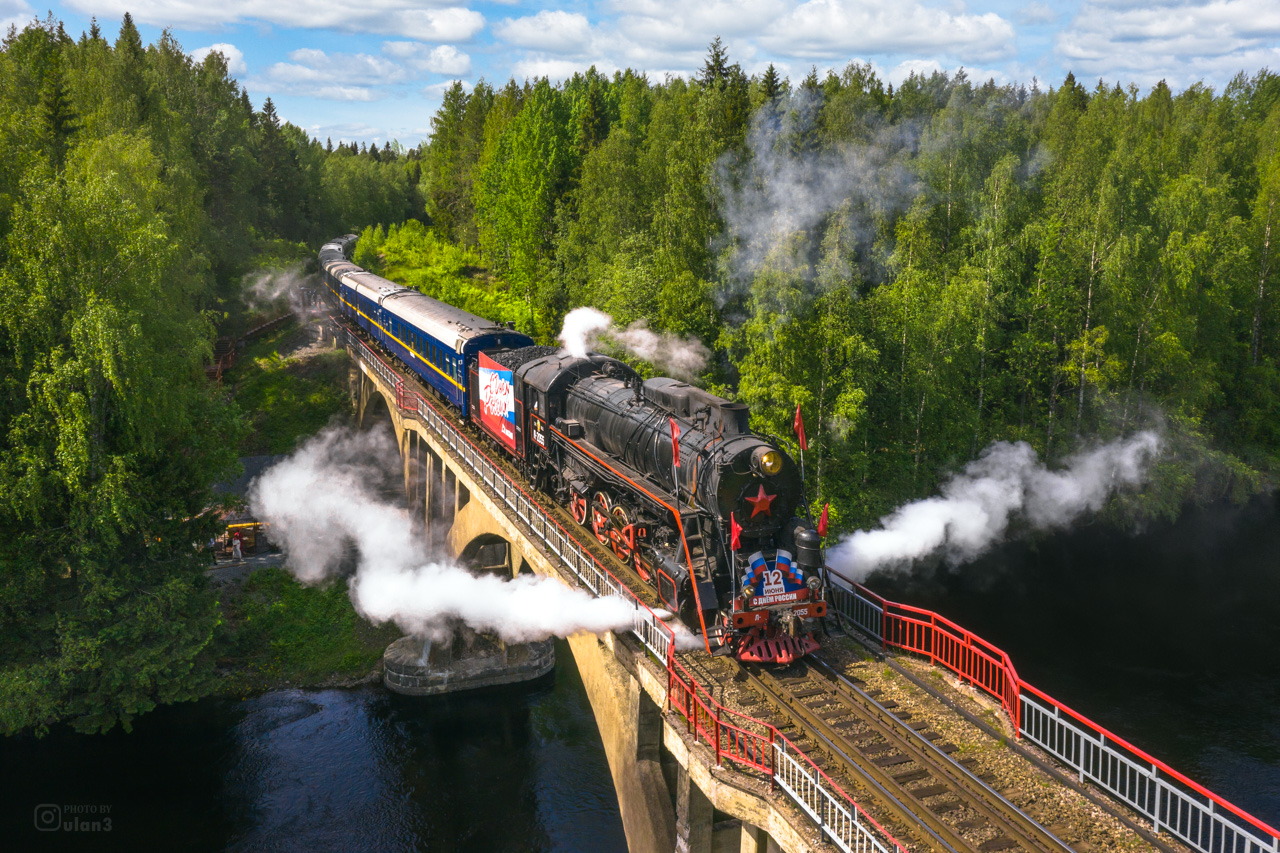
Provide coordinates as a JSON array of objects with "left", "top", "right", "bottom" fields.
[{"left": 341, "top": 294, "right": 465, "bottom": 391}]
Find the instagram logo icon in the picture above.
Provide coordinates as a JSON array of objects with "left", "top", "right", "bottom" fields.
[{"left": 34, "top": 804, "right": 60, "bottom": 831}]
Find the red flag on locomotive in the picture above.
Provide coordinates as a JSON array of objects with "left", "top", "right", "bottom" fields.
[
  {"left": 669, "top": 417, "right": 681, "bottom": 467},
  {"left": 818, "top": 503, "right": 829, "bottom": 538},
  {"left": 730, "top": 512, "right": 742, "bottom": 552},
  {"left": 794, "top": 404, "right": 808, "bottom": 451}
]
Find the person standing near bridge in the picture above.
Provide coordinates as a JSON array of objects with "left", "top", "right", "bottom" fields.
[{"left": 231, "top": 530, "right": 242, "bottom": 561}]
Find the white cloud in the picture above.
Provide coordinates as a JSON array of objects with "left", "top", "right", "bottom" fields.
[
  {"left": 383, "top": 42, "right": 472, "bottom": 74},
  {"left": 191, "top": 42, "right": 247, "bottom": 74},
  {"left": 487, "top": 0, "right": 1015, "bottom": 85},
  {"left": 1, "top": 0, "right": 33, "bottom": 32},
  {"left": 1015, "top": 2, "right": 1057, "bottom": 26},
  {"left": 607, "top": 0, "right": 1014, "bottom": 63},
  {"left": 1056, "top": 0, "right": 1280, "bottom": 88},
  {"left": 250, "top": 48, "right": 406, "bottom": 101},
  {"left": 422, "top": 80, "right": 473, "bottom": 97},
  {"left": 495, "top": 10, "right": 593, "bottom": 52},
  {"left": 761, "top": 0, "right": 1015, "bottom": 61},
  {"left": 512, "top": 56, "right": 618, "bottom": 80},
  {"left": 64, "top": 0, "right": 485, "bottom": 42}
]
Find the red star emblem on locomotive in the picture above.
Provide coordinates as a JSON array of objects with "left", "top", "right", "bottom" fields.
[{"left": 744, "top": 484, "right": 776, "bottom": 518}]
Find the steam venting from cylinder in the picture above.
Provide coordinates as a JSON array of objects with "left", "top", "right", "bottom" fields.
[
  {"left": 826, "top": 432, "right": 1162, "bottom": 584},
  {"left": 250, "top": 427, "right": 639, "bottom": 643}
]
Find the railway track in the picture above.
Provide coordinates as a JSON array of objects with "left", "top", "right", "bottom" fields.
[{"left": 677, "top": 647, "right": 1078, "bottom": 853}]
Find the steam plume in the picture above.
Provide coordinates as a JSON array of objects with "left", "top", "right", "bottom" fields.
[
  {"left": 243, "top": 264, "right": 322, "bottom": 318},
  {"left": 250, "top": 427, "right": 638, "bottom": 643},
  {"left": 716, "top": 89, "right": 921, "bottom": 287},
  {"left": 827, "top": 432, "right": 1162, "bottom": 583},
  {"left": 558, "top": 306, "right": 709, "bottom": 380},
  {"left": 558, "top": 307, "right": 612, "bottom": 358}
]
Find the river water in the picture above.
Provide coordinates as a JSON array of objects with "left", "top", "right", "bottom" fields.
[
  {"left": 2, "top": 639, "right": 626, "bottom": 852},
  {"left": 868, "top": 491, "right": 1280, "bottom": 828}
]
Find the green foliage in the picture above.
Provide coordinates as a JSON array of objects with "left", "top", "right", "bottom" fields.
[
  {"left": 414, "top": 41, "right": 1280, "bottom": 529},
  {"left": 0, "top": 14, "right": 422, "bottom": 735},
  {"left": 370, "top": 220, "right": 530, "bottom": 331},
  {"left": 214, "top": 568, "right": 399, "bottom": 689},
  {"left": 228, "top": 323, "right": 352, "bottom": 455}
]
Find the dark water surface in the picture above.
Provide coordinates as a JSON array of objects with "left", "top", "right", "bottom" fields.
[
  {"left": 2, "top": 639, "right": 626, "bottom": 852},
  {"left": 868, "top": 492, "right": 1280, "bottom": 827}
]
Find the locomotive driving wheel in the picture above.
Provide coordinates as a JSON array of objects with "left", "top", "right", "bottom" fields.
[
  {"left": 591, "top": 491, "right": 612, "bottom": 546},
  {"left": 570, "top": 492, "right": 588, "bottom": 526},
  {"left": 610, "top": 504, "right": 633, "bottom": 562}
]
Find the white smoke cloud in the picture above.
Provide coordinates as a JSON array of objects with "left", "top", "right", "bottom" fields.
[
  {"left": 242, "top": 264, "right": 324, "bottom": 319},
  {"left": 250, "top": 427, "right": 639, "bottom": 643},
  {"left": 557, "top": 306, "right": 612, "bottom": 358},
  {"left": 827, "top": 431, "right": 1162, "bottom": 583},
  {"left": 716, "top": 89, "right": 922, "bottom": 287},
  {"left": 557, "top": 306, "right": 710, "bottom": 380}
]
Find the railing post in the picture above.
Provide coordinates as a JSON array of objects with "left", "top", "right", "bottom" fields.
[
  {"left": 714, "top": 718, "right": 721, "bottom": 765},
  {"left": 1151, "top": 764, "right": 1162, "bottom": 836},
  {"left": 769, "top": 729, "right": 776, "bottom": 791}
]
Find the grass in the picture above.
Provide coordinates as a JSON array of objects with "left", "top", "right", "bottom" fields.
[
  {"left": 228, "top": 321, "right": 353, "bottom": 455},
  {"left": 213, "top": 568, "right": 401, "bottom": 693},
  {"left": 369, "top": 220, "right": 531, "bottom": 332}
]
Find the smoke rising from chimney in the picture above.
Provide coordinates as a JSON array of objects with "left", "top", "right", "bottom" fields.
[{"left": 557, "top": 307, "right": 709, "bottom": 380}]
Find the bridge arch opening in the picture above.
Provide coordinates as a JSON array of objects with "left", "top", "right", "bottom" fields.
[
  {"left": 360, "top": 387, "right": 394, "bottom": 434},
  {"left": 460, "top": 533, "right": 511, "bottom": 576}
]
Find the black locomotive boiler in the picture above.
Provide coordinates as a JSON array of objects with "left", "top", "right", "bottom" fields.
[{"left": 321, "top": 237, "right": 828, "bottom": 663}]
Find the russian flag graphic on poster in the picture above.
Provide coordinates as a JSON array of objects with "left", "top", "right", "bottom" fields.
[
  {"left": 478, "top": 352, "right": 517, "bottom": 451},
  {"left": 743, "top": 549, "right": 805, "bottom": 604}
]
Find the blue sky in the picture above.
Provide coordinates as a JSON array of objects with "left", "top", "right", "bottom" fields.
[{"left": 6, "top": 0, "right": 1279, "bottom": 147}]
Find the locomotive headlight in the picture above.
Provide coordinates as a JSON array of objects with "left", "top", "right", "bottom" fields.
[
  {"left": 753, "top": 448, "right": 783, "bottom": 476},
  {"left": 806, "top": 575, "right": 822, "bottom": 591},
  {"left": 742, "top": 584, "right": 756, "bottom": 600}
]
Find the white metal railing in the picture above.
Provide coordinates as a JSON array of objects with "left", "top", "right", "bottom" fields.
[
  {"left": 341, "top": 324, "right": 673, "bottom": 663},
  {"left": 772, "top": 743, "right": 894, "bottom": 853},
  {"left": 827, "top": 572, "right": 1280, "bottom": 853},
  {"left": 1019, "top": 689, "right": 1280, "bottom": 853},
  {"left": 827, "top": 578, "right": 884, "bottom": 643}
]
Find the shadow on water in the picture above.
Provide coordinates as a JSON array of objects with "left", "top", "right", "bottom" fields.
[
  {"left": 868, "top": 491, "right": 1280, "bottom": 826},
  {"left": 1, "top": 638, "right": 626, "bottom": 853}
]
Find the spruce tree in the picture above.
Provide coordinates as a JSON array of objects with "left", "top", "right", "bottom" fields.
[
  {"left": 761, "top": 64, "right": 782, "bottom": 102},
  {"left": 702, "top": 37, "right": 729, "bottom": 87}
]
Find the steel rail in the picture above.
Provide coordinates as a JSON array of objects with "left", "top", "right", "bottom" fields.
[
  {"left": 836, "top": 627, "right": 1185, "bottom": 853},
  {"left": 805, "top": 655, "right": 1072, "bottom": 853},
  {"left": 741, "top": 661, "right": 1061, "bottom": 853}
]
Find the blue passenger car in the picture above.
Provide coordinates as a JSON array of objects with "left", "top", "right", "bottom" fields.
[{"left": 317, "top": 236, "right": 533, "bottom": 415}]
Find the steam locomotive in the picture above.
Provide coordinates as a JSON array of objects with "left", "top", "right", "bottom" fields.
[{"left": 319, "top": 235, "right": 828, "bottom": 663}]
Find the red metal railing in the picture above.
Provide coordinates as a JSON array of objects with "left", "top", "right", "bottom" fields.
[
  {"left": 828, "top": 569, "right": 1280, "bottom": 853},
  {"left": 667, "top": 655, "right": 907, "bottom": 852}
]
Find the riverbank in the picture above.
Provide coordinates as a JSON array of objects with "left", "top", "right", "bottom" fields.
[{"left": 208, "top": 567, "right": 401, "bottom": 697}]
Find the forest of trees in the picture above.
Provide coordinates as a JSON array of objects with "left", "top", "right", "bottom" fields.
[
  {"left": 0, "top": 15, "right": 417, "bottom": 734},
  {"left": 416, "top": 40, "right": 1280, "bottom": 529}
]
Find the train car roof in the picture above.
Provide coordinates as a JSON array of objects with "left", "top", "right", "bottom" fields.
[
  {"left": 336, "top": 266, "right": 518, "bottom": 350},
  {"left": 318, "top": 235, "right": 358, "bottom": 266}
]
